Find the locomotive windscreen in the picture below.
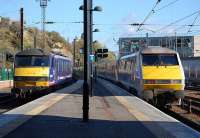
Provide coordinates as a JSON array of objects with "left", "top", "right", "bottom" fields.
[
  {"left": 142, "top": 54, "right": 179, "bottom": 66},
  {"left": 15, "top": 56, "right": 49, "bottom": 67}
]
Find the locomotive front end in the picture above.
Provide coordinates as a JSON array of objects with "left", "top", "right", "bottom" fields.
[
  {"left": 12, "top": 49, "right": 50, "bottom": 97},
  {"left": 141, "top": 49, "right": 185, "bottom": 103}
]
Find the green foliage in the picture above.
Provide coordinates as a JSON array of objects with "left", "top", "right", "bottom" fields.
[
  {"left": 0, "top": 17, "right": 72, "bottom": 56},
  {"left": 107, "top": 51, "right": 116, "bottom": 61},
  {"left": 47, "top": 31, "right": 67, "bottom": 44},
  {"left": 73, "top": 38, "right": 84, "bottom": 66},
  {"left": 0, "top": 16, "right": 115, "bottom": 62}
]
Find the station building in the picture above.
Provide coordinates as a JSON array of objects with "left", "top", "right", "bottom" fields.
[{"left": 118, "top": 36, "right": 200, "bottom": 58}]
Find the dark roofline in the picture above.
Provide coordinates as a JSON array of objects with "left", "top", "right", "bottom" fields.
[
  {"left": 141, "top": 47, "right": 177, "bottom": 54},
  {"left": 118, "top": 36, "right": 194, "bottom": 40},
  {"left": 181, "top": 57, "right": 200, "bottom": 60},
  {"left": 15, "top": 49, "right": 49, "bottom": 56}
]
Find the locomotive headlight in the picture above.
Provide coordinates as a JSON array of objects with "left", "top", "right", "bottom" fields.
[
  {"left": 170, "top": 80, "right": 182, "bottom": 84},
  {"left": 143, "top": 80, "right": 156, "bottom": 84},
  {"left": 144, "top": 79, "right": 182, "bottom": 84}
]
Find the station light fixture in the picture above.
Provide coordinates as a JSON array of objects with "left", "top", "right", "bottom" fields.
[
  {"left": 79, "top": 5, "right": 103, "bottom": 12},
  {"left": 93, "top": 28, "right": 100, "bottom": 32}
]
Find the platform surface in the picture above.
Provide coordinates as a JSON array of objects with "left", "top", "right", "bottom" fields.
[
  {"left": 0, "top": 79, "right": 199, "bottom": 138},
  {"left": 0, "top": 80, "right": 12, "bottom": 94}
]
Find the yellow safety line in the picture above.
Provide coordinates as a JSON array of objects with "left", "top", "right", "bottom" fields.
[
  {"left": 114, "top": 96, "right": 150, "bottom": 121},
  {"left": 113, "top": 95, "right": 173, "bottom": 138},
  {"left": 26, "top": 94, "right": 68, "bottom": 115}
]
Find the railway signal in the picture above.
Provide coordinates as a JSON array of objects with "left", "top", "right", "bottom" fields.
[{"left": 95, "top": 48, "right": 108, "bottom": 61}]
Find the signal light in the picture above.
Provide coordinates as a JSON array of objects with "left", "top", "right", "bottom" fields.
[
  {"left": 95, "top": 48, "right": 108, "bottom": 60},
  {"left": 103, "top": 49, "right": 108, "bottom": 53},
  {"left": 97, "top": 53, "right": 108, "bottom": 58},
  {"left": 97, "top": 48, "right": 108, "bottom": 53},
  {"left": 103, "top": 54, "right": 108, "bottom": 58}
]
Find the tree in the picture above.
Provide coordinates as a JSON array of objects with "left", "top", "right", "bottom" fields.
[{"left": 0, "top": 16, "right": 72, "bottom": 57}]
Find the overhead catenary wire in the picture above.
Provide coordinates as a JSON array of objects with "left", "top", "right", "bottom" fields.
[
  {"left": 137, "top": 0, "right": 162, "bottom": 31},
  {"left": 154, "top": 0, "right": 180, "bottom": 12},
  {"left": 156, "top": 9, "right": 200, "bottom": 33},
  {"left": 31, "top": 21, "right": 83, "bottom": 24},
  {"left": 187, "top": 12, "right": 200, "bottom": 33},
  {"left": 94, "top": 23, "right": 200, "bottom": 26}
]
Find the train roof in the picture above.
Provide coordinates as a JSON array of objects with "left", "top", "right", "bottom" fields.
[
  {"left": 16, "top": 49, "right": 49, "bottom": 56},
  {"left": 141, "top": 47, "right": 177, "bottom": 54},
  {"left": 120, "top": 52, "right": 138, "bottom": 60},
  {"left": 181, "top": 57, "right": 200, "bottom": 61},
  {"left": 120, "top": 47, "right": 177, "bottom": 60},
  {"left": 15, "top": 49, "right": 71, "bottom": 60}
]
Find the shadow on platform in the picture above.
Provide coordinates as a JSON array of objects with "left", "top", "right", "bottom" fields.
[{"left": 2, "top": 114, "right": 187, "bottom": 138}]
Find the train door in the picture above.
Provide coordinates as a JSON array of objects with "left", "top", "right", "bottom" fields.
[
  {"left": 130, "top": 56, "right": 136, "bottom": 82},
  {"left": 55, "top": 58, "right": 58, "bottom": 81},
  {"left": 135, "top": 54, "right": 142, "bottom": 97},
  {"left": 49, "top": 56, "right": 54, "bottom": 82}
]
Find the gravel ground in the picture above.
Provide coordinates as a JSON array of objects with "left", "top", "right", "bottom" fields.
[{"left": 171, "top": 105, "right": 200, "bottom": 124}]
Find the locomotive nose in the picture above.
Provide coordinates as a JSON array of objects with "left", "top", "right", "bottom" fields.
[
  {"left": 142, "top": 66, "right": 185, "bottom": 91},
  {"left": 14, "top": 67, "right": 50, "bottom": 87},
  {"left": 142, "top": 66, "right": 183, "bottom": 80}
]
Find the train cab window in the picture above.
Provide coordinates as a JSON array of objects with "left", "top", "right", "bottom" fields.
[
  {"left": 142, "top": 54, "right": 159, "bottom": 66},
  {"left": 160, "top": 54, "right": 179, "bottom": 65},
  {"left": 15, "top": 56, "right": 49, "bottom": 67},
  {"left": 33, "top": 56, "right": 49, "bottom": 66},
  {"left": 142, "top": 54, "right": 178, "bottom": 66}
]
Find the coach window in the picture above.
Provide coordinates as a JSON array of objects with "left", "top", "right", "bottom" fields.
[
  {"left": 68, "top": 61, "right": 70, "bottom": 71},
  {"left": 58, "top": 59, "right": 60, "bottom": 73},
  {"left": 64, "top": 60, "right": 66, "bottom": 71},
  {"left": 66, "top": 61, "right": 68, "bottom": 72},
  {"left": 62, "top": 60, "right": 64, "bottom": 71},
  {"left": 124, "top": 61, "right": 127, "bottom": 70},
  {"left": 66, "top": 61, "right": 69, "bottom": 71},
  {"left": 61, "top": 60, "right": 63, "bottom": 72},
  {"left": 62, "top": 60, "right": 64, "bottom": 72},
  {"left": 60, "top": 60, "right": 61, "bottom": 72}
]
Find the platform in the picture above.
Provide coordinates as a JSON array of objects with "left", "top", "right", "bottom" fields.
[
  {"left": 0, "top": 81, "right": 12, "bottom": 89},
  {"left": 0, "top": 79, "right": 199, "bottom": 138},
  {"left": 0, "top": 80, "right": 12, "bottom": 94}
]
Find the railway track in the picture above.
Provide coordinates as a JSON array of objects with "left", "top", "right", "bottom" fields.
[
  {"left": 160, "top": 107, "right": 200, "bottom": 131},
  {"left": 0, "top": 94, "right": 18, "bottom": 105},
  {"left": 181, "top": 97, "right": 200, "bottom": 115},
  {"left": 181, "top": 88, "right": 200, "bottom": 116},
  {"left": 0, "top": 94, "right": 19, "bottom": 114},
  {"left": 185, "top": 85, "right": 200, "bottom": 91}
]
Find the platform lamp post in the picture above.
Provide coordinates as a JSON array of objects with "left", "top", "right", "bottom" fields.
[
  {"left": 90, "top": 28, "right": 100, "bottom": 96},
  {"left": 80, "top": 0, "right": 102, "bottom": 122},
  {"left": 73, "top": 36, "right": 78, "bottom": 67},
  {"left": 80, "top": 2, "right": 102, "bottom": 97}
]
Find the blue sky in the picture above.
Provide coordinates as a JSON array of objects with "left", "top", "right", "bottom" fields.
[{"left": 0, "top": 0, "right": 200, "bottom": 52}]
